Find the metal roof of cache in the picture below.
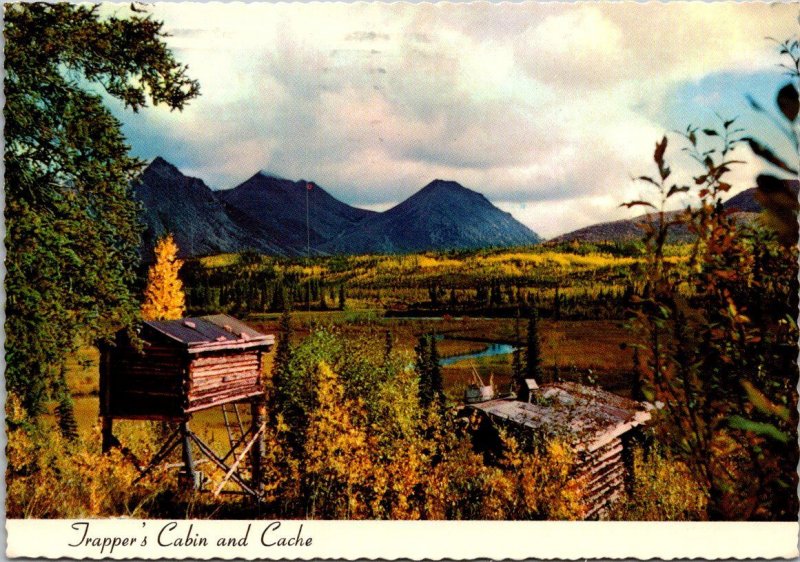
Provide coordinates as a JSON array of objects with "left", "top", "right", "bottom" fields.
[{"left": 144, "top": 314, "right": 274, "bottom": 353}]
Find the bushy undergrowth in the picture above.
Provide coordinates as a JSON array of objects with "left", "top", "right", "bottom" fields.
[
  {"left": 259, "top": 325, "right": 596, "bottom": 520},
  {"left": 6, "top": 393, "right": 168, "bottom": 518},
  {"left": 610, "top": 445, "right": 708, "bottom": 521}
]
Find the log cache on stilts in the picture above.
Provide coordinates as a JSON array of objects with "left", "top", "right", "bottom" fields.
[{"left": 98, "top": 314, "right": 275, "bottom": 499}]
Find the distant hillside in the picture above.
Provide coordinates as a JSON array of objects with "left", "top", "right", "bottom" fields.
[
  {"left": 723, "top": 188, "right": 762, "bottom": 213},
  {"left": 217, "top": 173, "right": 376, "bottom": 254},
  {"left": 724, "top": 181, "right": 799, "bottom": 212},
  {"left": 548, "top": 184, "right": 799, "bottom": 244},
  {"left": 133, "top": 158, "right": 284, "bottom": 259},
  {"left": 322, "top": 179, "right": 542, "bottom": 254},
  {"left": 549, "top": 211, "right": 689, "bottom": 244}
]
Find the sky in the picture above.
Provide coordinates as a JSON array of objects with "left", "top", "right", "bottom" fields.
[{"left": 105, "top": 2, "right": 799, "bottom": 239}]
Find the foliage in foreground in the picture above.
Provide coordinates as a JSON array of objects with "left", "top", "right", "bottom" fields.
[
  {"left": 610, "top": 445, "right": 708, "bottom": 521},
  {"left": 6, "top": 394, "right": 164, "bottom": 518},
  {"left": 627, "top": 48, "right": 799, "bottom": 519},
  {"left": 247, "top": 324, "right": 592, "bottom": 520},
  {"left": 5, "top": 331, "right": 574, "bottom": 520}
]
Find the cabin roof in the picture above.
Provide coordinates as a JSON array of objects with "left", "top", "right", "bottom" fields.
[
  {"left": 144, "top": 314, "right": 274, "bottom": 353},
  {"left": 468, "top": 382, "right": 651, "bottom": 452}
]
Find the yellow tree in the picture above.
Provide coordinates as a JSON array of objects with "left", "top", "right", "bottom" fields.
[
  {"left": 303, "top": 361, "right": 372, "bottom": 519},
  {"left": 141, "top": 234, "right": 185, "bottom": 321}
]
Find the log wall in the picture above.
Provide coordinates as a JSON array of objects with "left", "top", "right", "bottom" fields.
[
  {"left": 579, "top": 436, "right": 626, "bottom": 519},
  {"left": 185, "top": 350, "right": 263, "bottom": 412},
  {"left": 107, "top": 341, "right": 186, "bottom": 419},
  {"left": 103, "top": 331, "right": 266, "bottom": 420}
]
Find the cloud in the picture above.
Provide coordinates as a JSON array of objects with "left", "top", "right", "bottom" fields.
[
  {"left": 515, "top": 3, "right": 796, "bottom": 89},
  {"left": 346, "top": 31, "right": 390, "bottom": 42},
  {"left": 111, "top": 2, "right": 797, "bottom": 236}
]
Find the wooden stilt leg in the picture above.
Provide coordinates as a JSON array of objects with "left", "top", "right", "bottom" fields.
[
  {"left": 180, "top": 420, "right": 199, "bottom": 490},
  {"left": 250, "top": 398, "right": 266, "bottom": 491},
  {"left": 101, "top": 416, "right": 114, "bottom": 453}
]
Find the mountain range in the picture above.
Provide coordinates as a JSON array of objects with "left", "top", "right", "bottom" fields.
[
  {"left": 217, "top": 173, "right": 376, "bottom": 253},
  {"left": 321, "top": 179, "right": 541, "bottom": 254},
  {"left": 133, "top": 157, "right": 790, "bottom": 258},
  {"left": 132, "top": 158, "right": 541, "bottom": 258},
  {"left": 132, "top": 157, "right": 285, "bottom": 258}
]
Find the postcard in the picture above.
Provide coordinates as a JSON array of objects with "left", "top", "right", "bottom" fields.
[{"left": 4, "top": 1, "right": 799, "bottom": 559}]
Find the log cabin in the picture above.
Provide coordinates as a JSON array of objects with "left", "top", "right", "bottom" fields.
[{"left": 460, "top": 381, "right": 652, "bottom": 519}]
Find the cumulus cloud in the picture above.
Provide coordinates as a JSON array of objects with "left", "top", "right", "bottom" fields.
[{"left": 111, "top": 2, "right": 797, "bottom": 236}]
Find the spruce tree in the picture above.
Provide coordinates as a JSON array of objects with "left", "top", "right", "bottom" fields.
[
  {"left": 428, "top": 334, "right": 444, "bottom": 408},
  {"left": 449, "top": 288, "right": 459, "bottom": 307},
  {"left": 271, "top": 283, "right": 287, "bottom": 312},
  {"left": 54, "top": 363, "right": 79, "bottom": 442},
  {"left": 141, "top": 234, "right": 185, "bottom": 321},
  {"left": 417, "top": 333, "right": 445, "bottom": 409},
  {"left": 415, "top": 334, "right": 433, "bottom": 407},
  {"left": 525, "top": 308, "right": 544, "bottom": 382},
  {"left": 5, "top": 3, "right": 199, "bottom": 416},
  {"left": 428, "top": 284, "right": 440, "bottom": 307},
  {"left": 271, "top": 309, "right": 294, "bottom": 422},
  {"left": 512, "top": 310, "right": 525, "bottom": 398},
  {"left": 553, "top": 286, "right": 562, "bottom": 320}
]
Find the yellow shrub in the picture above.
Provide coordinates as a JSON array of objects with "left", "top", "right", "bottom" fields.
[
  {"left": 303, "top": 362, "right": 373, "bottom": 519},
  {"left": 7, "top": 394, "right": 171, "bottom": 519},
  {"left": 501, "top": 433, "right": 586, "bottom": 520},
  {"left": 609, "top": 446, "right": 708, "bottom": 521}
]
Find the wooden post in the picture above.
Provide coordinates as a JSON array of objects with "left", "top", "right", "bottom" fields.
[
  {"left": 101, "top": 416, "right": 114, "bottom": 453},
  {"left": 250, "top": 398, "right": 266, "bottom": 492},
  {"left": 180, "top": 420, "right": 199, "bottom": 490}
]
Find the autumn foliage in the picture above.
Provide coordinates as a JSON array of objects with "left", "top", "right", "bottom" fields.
[
  {"left": 256, "top": 324, "right": 594, "bottom": 520},
  {"left": 141, "top": 234, "right": 186, "bottom": 321}
]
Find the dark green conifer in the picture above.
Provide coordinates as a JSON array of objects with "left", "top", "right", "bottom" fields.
[
  {"left": 5, "top": 3, "right": 199, "bottom": 416},
  {"left": 271, "top": 309, "right": 294, "bottom": 414},
  {"left": 525, "top": 307, "right": 544, "bottom": 382},
  {"left": 449, "top": 288, "right": 459, "bottom": 306},
  {"left": 428, "top": 333, "right": 444, "bottom": 408},
  {"left": 54, "top": 364, "right": 79, "bottom": 442},
  {"left": 553, "top": 286, "right": 562, "bottom": 320},
  {"left": 512, "top": 310, "right": 525, "bottom": 397},
  {"left": 416, "top": 334, "right": 433, "bottom": 407}
]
